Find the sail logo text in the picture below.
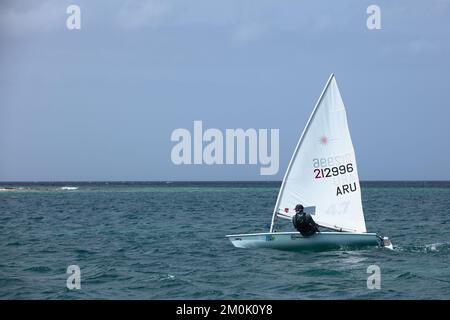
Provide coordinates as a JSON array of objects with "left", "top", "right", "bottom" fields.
[{"left": 171, "top": 121, "right": 279, "bottom": 175}]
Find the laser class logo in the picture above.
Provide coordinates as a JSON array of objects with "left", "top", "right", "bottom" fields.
[{"left": 319, "top": 135, "right": 338, "bottom": 146}]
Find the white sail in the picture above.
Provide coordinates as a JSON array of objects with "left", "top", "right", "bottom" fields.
[{"left": 270, "top": 74, "right": 366, "bottom": 233}]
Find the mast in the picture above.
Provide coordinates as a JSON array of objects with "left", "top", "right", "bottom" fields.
[{"left": 269, "top": 74, "right": 335, "bottom": 232}]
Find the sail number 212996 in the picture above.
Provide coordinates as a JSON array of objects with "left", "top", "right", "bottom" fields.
[{"left": 314, "top": 163, "right": 354, "bottom": 179}]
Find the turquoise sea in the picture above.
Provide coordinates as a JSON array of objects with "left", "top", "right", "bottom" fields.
[{"left": 0, "top": 181, "right": 449, "bottom": 299}]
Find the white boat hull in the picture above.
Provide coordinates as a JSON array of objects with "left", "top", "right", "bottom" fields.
[{"left": 226, "top": 231, "right": 381, "bottom": 251}]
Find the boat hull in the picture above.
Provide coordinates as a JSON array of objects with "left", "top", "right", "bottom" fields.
[{"left": 226, "top": 231, "right": 381, "bottom": 251}]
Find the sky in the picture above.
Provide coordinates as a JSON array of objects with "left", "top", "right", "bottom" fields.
[{"left": 0, "top": 0, "right": 449, "bottom": 181}]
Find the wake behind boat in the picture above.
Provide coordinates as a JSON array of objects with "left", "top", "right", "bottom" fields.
[{"left": 226, "top": 74, "right": 392, "bottom": 251}]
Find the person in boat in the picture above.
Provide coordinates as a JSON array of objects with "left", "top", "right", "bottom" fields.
[{"left": 292, "top": 204, "right": 320, "bottom": 237}]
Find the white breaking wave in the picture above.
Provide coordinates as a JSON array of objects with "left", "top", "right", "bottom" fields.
[{"left": 60, "top": 186, "right": 79, "bottom": 190}]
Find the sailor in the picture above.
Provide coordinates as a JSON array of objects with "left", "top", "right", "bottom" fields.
[{"left": 292, "top": 204, "right": 320, "bottom": 237}]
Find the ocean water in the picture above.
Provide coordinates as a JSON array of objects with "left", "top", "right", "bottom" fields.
[{"left": 0, "top": 181, "right": 449, "bottom": 300}]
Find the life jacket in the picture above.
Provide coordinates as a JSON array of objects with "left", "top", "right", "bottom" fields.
[{"left": 292, "top": 211, "right": 319, "bottom": 237}]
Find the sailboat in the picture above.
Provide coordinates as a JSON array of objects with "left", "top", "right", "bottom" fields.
[{"left": 226, "top": 74, "right": 392, "bottom": 251}]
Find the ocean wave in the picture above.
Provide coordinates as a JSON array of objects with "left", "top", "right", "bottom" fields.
[
  {"left": 423, "top": 242, "right": 450, "bottom": 252},
  {"left": 394, "top": 242, "right": 450, "bottom": 253}
]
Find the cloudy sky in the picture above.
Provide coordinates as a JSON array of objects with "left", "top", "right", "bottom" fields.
[{"left": 1, "top": 0, "right": 449, "bottom": 181}]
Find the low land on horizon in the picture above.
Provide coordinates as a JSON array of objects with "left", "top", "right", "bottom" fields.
[{"left": 1, "top": 180, "right": 449, "bottom": 183}]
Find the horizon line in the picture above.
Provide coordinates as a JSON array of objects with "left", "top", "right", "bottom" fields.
[{"left": 1, "top": 180, "right": 450, "bottom": 183}]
